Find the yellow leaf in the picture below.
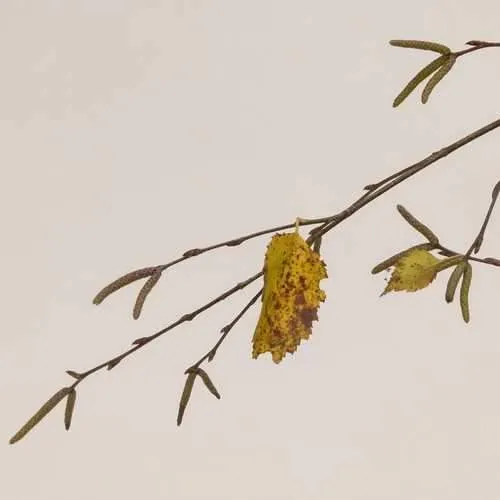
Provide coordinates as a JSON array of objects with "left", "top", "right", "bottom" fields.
[
  {"left": 252, "top": 232, "right": 327, "bottom": 363},
  {"left": 382, "top": 248, "right": 441, "bottom": 295}
]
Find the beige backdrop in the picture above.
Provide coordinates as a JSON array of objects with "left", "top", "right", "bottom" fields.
[{"left": 2, "top": 1, "right": 500, "bottom": 499}]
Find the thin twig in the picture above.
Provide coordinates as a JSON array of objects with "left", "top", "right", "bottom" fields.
[
  {"left": 435, "top": 245, "right": 497, "bottom": 265},
  {"left": 455, "top": 40, "right": 500, "bottom": 57},
  {"left": 186, "top": 289, "right": 263, "bottom": 372},
  {"left": 466, "top": 180, "right": 500, "bottom": 256},
  {"left": 68, "top": 272, "right": 263, "bottom": 389},
  {"left": 11, "top": 112, "right": 500, "bottom": 444},
  {"left": 157, "top": 217, "right": 331, "bottom": 273},
  {"left": 175, "top": 289, "right": 263, "bottom": 426},
  {"left": 74, "top": 116, "right": 500, "bottom": 386},
  {"left": 308, "top": 117, "right": 500, "bottom": 243}
]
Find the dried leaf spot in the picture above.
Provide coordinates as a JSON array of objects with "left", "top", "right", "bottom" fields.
[{"left": 252, "top": 232, "right": 327, "bottom": 363}]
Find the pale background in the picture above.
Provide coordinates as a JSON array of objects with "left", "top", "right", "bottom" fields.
[{"left": 2, "top": 1, "right": 500, "bottom": 499}]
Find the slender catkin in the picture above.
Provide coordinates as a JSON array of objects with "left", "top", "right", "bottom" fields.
[
  {"left": 460, "top": 263, "right": 473, "bottom": 323},
  {"left": 195, "top": 368, "right": 221, "bottom": 399},
  {"left": 396, "top": 205, "right": 439, "bottom": 244},
  {"left": 445, "top": 261, "right": 466, "bottom": 303},
  {"left": 93, "top": 267, "right": 158, "bottom": 305},
  {"left": 9, "top": 387, "right": 71, "bottom": 444},
  {"left": 393, "top": 55, "right": 447, "bottom": 107},
  {"left": 371, "top": 244, "right": 433, "bottom": 274},
  {"left": 64, "top": 389, "right": 77, "bottom": 431},
  {"left": 133, "top": 271, "right": 162, "bottom": 319},
  {"left": 177, "top": 372, "right": 197, "bottom": 426},
  {"left": 389, "top": 40, "right": 451, "bottom": 54},
  {"left": 421, "top": 55, "right": 456, "bottom": 103}
]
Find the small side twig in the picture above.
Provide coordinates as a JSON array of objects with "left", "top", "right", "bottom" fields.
[
  {"left": 157, "top": 218, "right": 330, "bottom": 272},
  {"left": 466, "top": 180, "right": 500, "bottom": 256},
  {"left": 187, "top": 289, "right": 263, "bottom": 371},
  {"left": 309, "top": 117, "right": 500, "bottom": 243},
  {"left": 74, "top": 272, "right": 263, "bottom": 388},
  {"left": 176, "top": 289, "right": 263, "bottom": 426},
  {"left": 456, "top": 40, "right": 500, "bottom": 57},
  {"left": 10, "top": 112, "right": 500, "bottom": 443}
]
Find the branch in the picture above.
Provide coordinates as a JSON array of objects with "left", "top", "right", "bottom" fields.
[
  {"left": 308, "top": 117, "right": 500, "bottom": 242},
  {"left": 10, "top": 95, "right": 500, "bottom": 444},
  {"left": 69, "top": 272, "right": 263, "bottom": 386},
  {"left": 466, "top": 180, "right": 500, "bottom": 256},
  {"left": 389, "top": 39, "right": 500, "bottom": 106},
  {"left": 175, "top": 289, "right": 263, "bottom": 426},
  {"left": 456, "top": 40, "right": 500, "bottom": 56},
  {"left": 79, "top": 115, "right": 500, "bottom": 384},
  {"left": 67, "top": 116, "right": 500, "bottom": 386},
  {"left": 187, "top": 289, "right": 263, "bottom": 370}
]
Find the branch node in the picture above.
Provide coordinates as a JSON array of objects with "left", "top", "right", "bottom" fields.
[{"left": 183, "top": 248, "right": 202, "bottom": 258}]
